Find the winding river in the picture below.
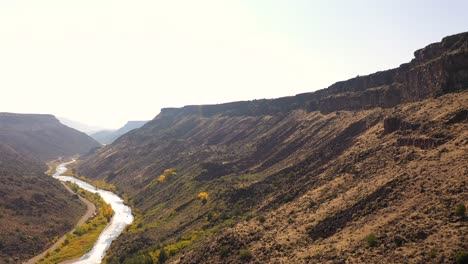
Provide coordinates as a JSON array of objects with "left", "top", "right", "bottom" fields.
[{"left": 53, "top": 161, "right": 133, "bottom": 264}]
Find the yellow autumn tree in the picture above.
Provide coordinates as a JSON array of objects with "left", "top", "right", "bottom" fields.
[
  {"left": 198, "top": 192, "right": 209, "bottom": 205},
  {"left": 198, "top": 192, "right": 209, "bottom": 200},
  {"left": 101, "top": 203, "right": 113, "bottom": 221},
  {"left": 164, "top": 169, "right": 177, "bottom": 175},
  {"left": 158, "top": 174, "right": 166, "bottom": 182},
  {"left": 159, "top": 169, "right": 177, "bottom": 182},
  {"left": 145, "top": 168, "right": 177, "bottom": 189}
]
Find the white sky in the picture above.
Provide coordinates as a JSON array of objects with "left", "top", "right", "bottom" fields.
[{"left": 1, "top": 0, "right": 467, "bottom": 129}]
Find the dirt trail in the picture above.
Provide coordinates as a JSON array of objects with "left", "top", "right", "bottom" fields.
[{"left": 24, "top": 182, "right": 96, "bottom": 264}]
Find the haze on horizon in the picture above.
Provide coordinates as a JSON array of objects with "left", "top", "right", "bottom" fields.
[{"left": 1, "top": 0, "right": 467, "bottom": 129}]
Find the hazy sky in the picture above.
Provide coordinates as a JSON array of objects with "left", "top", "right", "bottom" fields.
[{"left": 1, "top": 1, "right": 467, "bottom": 129}]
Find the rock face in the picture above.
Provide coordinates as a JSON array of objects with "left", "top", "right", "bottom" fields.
[
  {"left": 90, "top": 120, "right": 148, "bottom": 144},
  {"left": 77, "top": 33, "right": 468, "bottom": 264},
  {"left": 0, "top": 113, "right": 100, "bottom": 161},
  {"left": 159, "top": 32, "right": 468, "bottom": 118}
]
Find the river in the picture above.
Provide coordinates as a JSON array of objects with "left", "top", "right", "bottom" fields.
[{"left": 53, "top": 161, "right": 134, "bottom": 264}]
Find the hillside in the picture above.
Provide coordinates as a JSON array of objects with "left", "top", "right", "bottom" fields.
[
  {"left": 0, "top": 113, "right": 100, "bottom": 162},
  {"left": 0, "top": 113, "right": 100, "bottom": 263},
  {"left": 90, "top": 121, "right": 148, "bottom": 145},
  {"left": 0, "top": 144, "right": 86, "bottom": 263},
  {"left": 77, "top": 32, "right": 468, "bottom": 263}
]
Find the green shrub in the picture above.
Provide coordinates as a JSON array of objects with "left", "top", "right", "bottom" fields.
[
  {"left": 365, "top": 233, "right": 378, "bottom": 247},
  {"left": 455, "top": 204, "right": 466, "bottom": 217},
  {"left": 219, "top": 246, "right": 229, "bottom": 258},
  {"left": 284, "top": 194, "right": 294, "bottom": 203},
  {"left": 239, "top": 249, "right": 253, "bottom": 262},
  {"left": 207, "top": 212, "right": 213, "bottom": 222},
  {"left": 74, "top": 226, "right": 85, "bottom": 236},
  {"left": 456, "top": 252, "right": 468, "bottom": 264},
  {"left": 258, "top": 215, "right": 265, "bottom": 224}
]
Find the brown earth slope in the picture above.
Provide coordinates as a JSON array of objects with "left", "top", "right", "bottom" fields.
[
  {"left": 77, "top": 32, "right": 468, "bottom": 263},
  {"left": 0, "top": 144, "right": 86, "bottom": 263}
]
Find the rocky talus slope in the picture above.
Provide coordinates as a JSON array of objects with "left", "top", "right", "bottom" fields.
[{"left": 77, "top": 32, "right": 468, "bottom": 263}]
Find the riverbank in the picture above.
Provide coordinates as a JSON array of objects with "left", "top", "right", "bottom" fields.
[{"left": 48, "top": 161, "right": 133, "bottom": 264}]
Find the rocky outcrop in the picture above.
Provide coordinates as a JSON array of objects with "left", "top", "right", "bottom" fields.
[
  {"left": 396, "top": 137, "right": 446, "bottom": 149},
  {"left": 383, "top": 117, "right": 420, "bottom": 134}
]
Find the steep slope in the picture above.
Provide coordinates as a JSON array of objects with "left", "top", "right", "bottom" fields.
[
  {"left": 77, "top": 32, "right": 468, "bottom": 263},
  {"left": 90, "top": 121, "right": 148, "bottom": 144},
  {"left": 0, "top": 144, "right": 86, "bottom": 263},
  {"left": 0, "top": 113, "right": 100, "bottom": 162}
]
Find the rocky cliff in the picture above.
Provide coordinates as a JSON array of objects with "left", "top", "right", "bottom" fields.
[
  {"left": 77, "top": 32, "right": 468, "bottom": 264},
  {"left": 160, "top": 31, "right": 468, "bottom": 118}
]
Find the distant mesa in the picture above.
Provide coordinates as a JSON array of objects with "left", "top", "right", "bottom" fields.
[
  {"left": 58, "top": 117, "right": 107, "bottom": 135},
  {"left": 0, "top": 112, "right": 100, "bottom": 161},
  {"left": 90, "top": 120, "right": 148, "bottom": 144}
]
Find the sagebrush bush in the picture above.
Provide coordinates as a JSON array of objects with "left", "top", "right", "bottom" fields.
[
  {"left": 219, "top": 246, "right": 229, "bottom": 258},
  {"left": 455, "top": 204, "right": 466, "bottom": 217},
  {"left": 239, "top": 249, "right": 253, "bottom": 262},
  {"left": 258, "top": 215, "right": 265, "bottom": 224},
  {"left": 366, "top": 233, "right": 378, "bottom": 247}
]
